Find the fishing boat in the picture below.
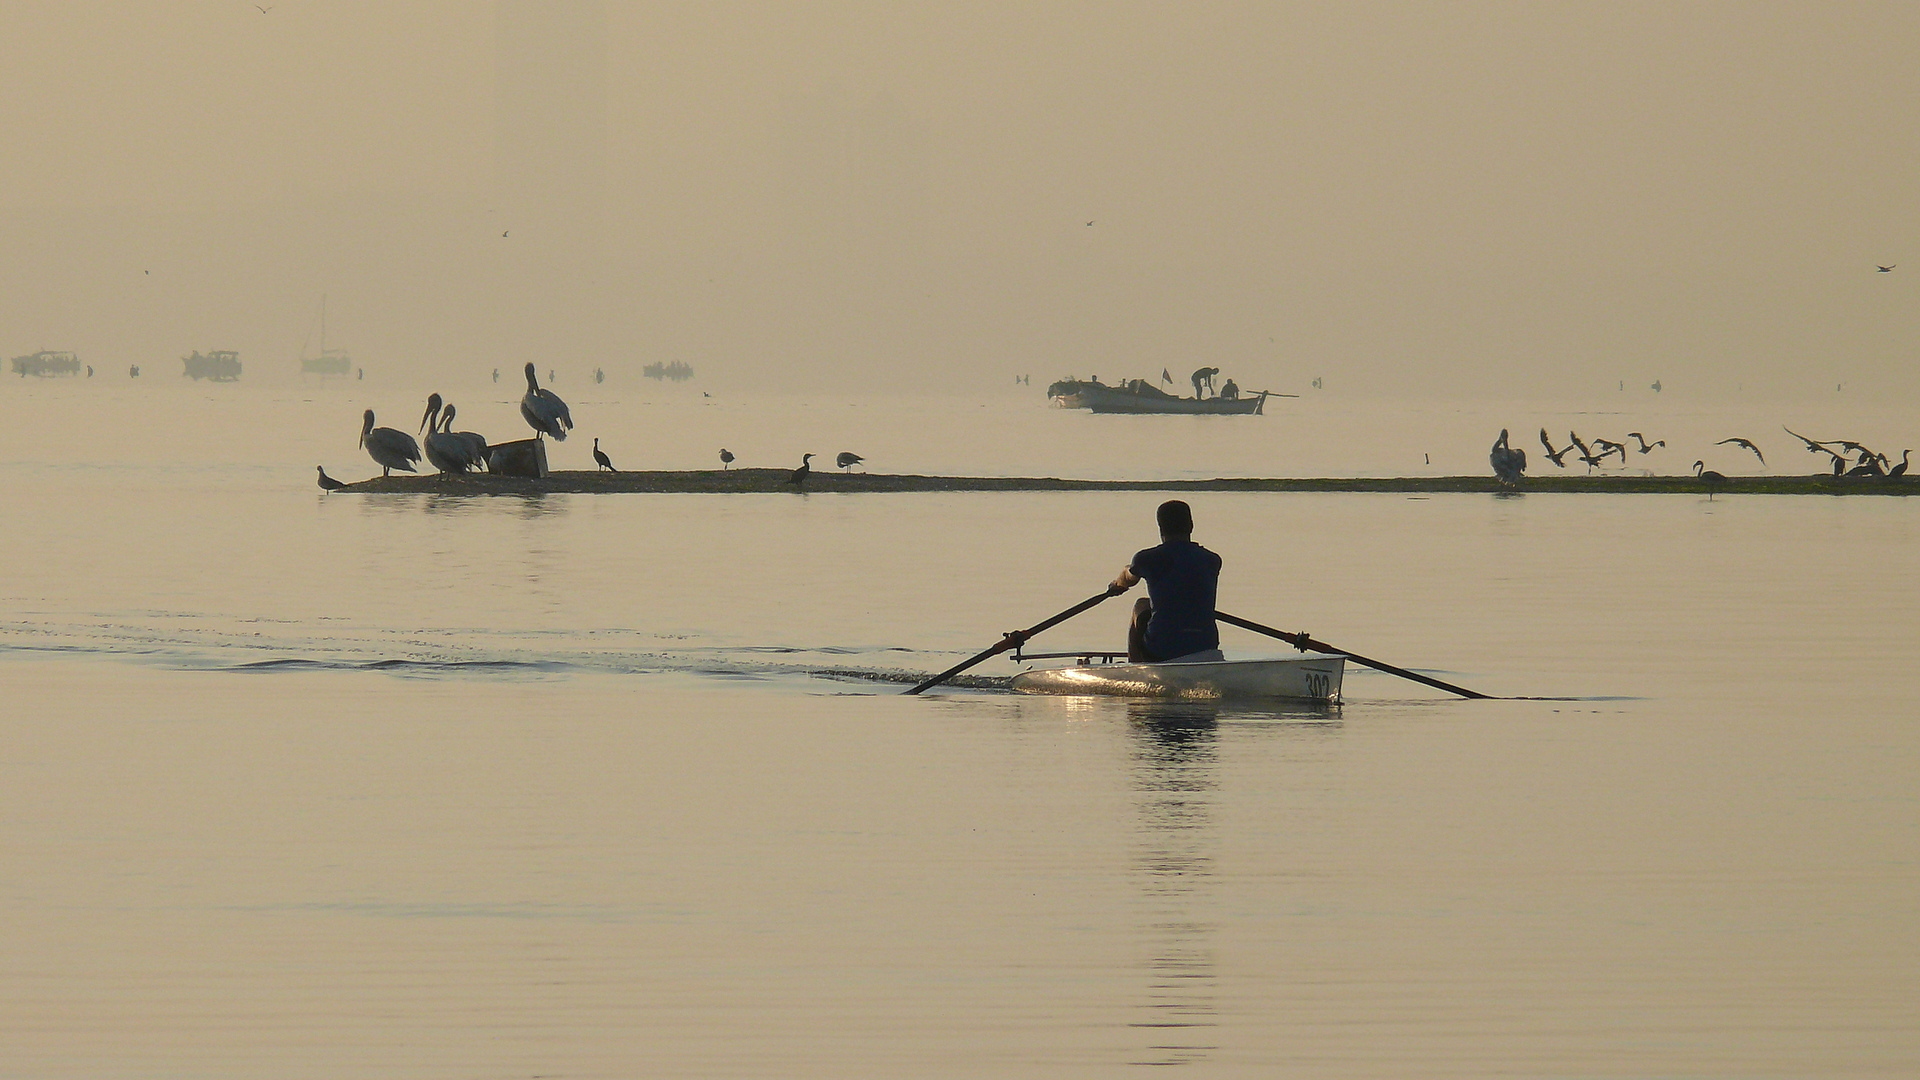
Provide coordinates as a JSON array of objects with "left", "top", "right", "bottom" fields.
[
  {"left": 1010, "top": 648, "right": 1344, "bottom": 701},
  {"left": 1082, "top": 383, "right": 1270, "bottom": 414},
  {"left": 181, "top": 350, "right": 242, "bottom": 381}
]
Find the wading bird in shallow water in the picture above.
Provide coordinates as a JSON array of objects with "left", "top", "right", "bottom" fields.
[
  {"left": 359, "top": 410, "right": 420, "bottom": 477},
  {"left": 718, "top": 448, "right": 734, "bottom": 470},
  {"left": 786, "top": 453, "right": 813, "bottom": 486},
  {"left": 1717, "top": 438, "right": 1765, "bottom": 466},
  {"left": 520, "top": 362, "right": 572, "bottom": 440},
  {"left": 1626, "top": 432, "right": 1664, "bottom": 454},
  {"left": 1693, "top": 460, "right": 1727, "bottom": 500},
  {"left": 836, "top": 451, "right": 864, "bottom": 471},
  {"left": 316, "top": 466, "right": 346, "bottom": 491},
  {"left": 593, "top": 438, "right": 615, "bottom": 472}
]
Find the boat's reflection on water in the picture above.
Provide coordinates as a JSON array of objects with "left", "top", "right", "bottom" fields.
[{"left": 1119, "top": 699, "right": 1338, "bottom": 1067}]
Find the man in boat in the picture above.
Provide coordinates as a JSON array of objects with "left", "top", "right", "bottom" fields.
[
  {"left": 1110, "top": 500, "right": 1222, "bottom": 663},
  {"left": 1219, "top": 378, "right": 1239, "bottom": 400},
  {"left": 1189, "top": 366, "right": 1220, "bottom": 399}
]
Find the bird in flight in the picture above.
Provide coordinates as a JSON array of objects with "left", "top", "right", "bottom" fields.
[
  {"left": 502, "top": 230, "right": 509, "bottom": 237},
  {"left": 1717, "top": 437, "right": 1765, "bottom": 466},
  {"left": 1085, "top": 221, "right": 1095, "bottom": 226},
  {"left": 255, "top": 4, "right": 273, "bottom": 12},
  {"left": 1877, "top": 264, "right": 1896, "bottom": 272}
]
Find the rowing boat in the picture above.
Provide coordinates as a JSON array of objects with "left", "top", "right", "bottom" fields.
[{"left": 1010, "top": 649, "right": 1345, "bottom": 701}]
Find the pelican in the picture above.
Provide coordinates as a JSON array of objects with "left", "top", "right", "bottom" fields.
[
  {"left": 593, "top": 438, "right": 616, "bottom": 472},
  {"left": 719, "top": 448, "right": 734, "bottom": 470},
  {"left": 442, "top": 404, "right": 489, "bottom": 469},
  {"left": 786, "top": 453, "right": 813, "bottom": 486},
  {"left": 836, "top": 451, "right": 864, "bottom": 470},
  {"left": 1693, "top": 460, "right": 1727, "bottom": 500},
  {"left": 1626, "top": 432, "right": 1664, "bottom": 454},
  {"left": 1489, "top": 429, "right": 1526, "bottom": 485},
  {"left": 316, "top": 466, "right": 347, "bottom": 491},
  {"left": 1538, "top": 428, "right": 1575, "bottom": 468},
  {"left": 359, "top": 410, "right": 420, "bottom": 477},
  {"left": 1890, "top": 450, "right": 1911, "bottom": 478},
  {"left": 520, "top": 362, "right": 573, "bottom": 440},
  {"left": 422, "top": 399, "right": 480, "bottom": 475},
  {"left": 1716, "top": 438, "right": 1765, "bottom": 466}
]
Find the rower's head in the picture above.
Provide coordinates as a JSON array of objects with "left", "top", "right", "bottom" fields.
[{"left": 1156, "top": 499, "right": 1193, "bottom": 541}]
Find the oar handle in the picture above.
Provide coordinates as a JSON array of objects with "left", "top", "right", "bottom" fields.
[
  {"left": 1214, "top": 610, "right": 1491, "bottom": 700},
  {"left": 906, "top": 586, "right": 1124, "bottom": 695}
]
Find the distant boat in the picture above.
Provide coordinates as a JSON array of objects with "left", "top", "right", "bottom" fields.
[
  {"left": 1080, "top": 381, "right": 1270, "bottom": 415},
  {"left": 298, "top": 295, "right": 352, "bottom": 376},
  {"left": 182, "top": 350, "right": 242, "bottom": 381},
  {"left": 643, "top": 360, "right": 694, "bottom": 382},
  {"left": 10, "top": 350, "right": 81, "bottom": 378}
]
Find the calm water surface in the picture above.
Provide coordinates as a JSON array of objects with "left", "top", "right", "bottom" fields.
[{"left": 2, "top": 376, "right": 1915, "bottom": 1076}]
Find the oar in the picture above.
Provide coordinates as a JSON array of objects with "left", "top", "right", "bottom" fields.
[
  {"left": 1214, "top": 610, "right": 1490, "bottom": 700},
  {"left": 906, "top": 586, "right": 1123, "bottom": 695}
]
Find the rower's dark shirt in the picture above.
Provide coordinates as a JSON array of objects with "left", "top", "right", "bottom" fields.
[{"left": 1130, "top": 540, "right": 1222, "bottom": 660}]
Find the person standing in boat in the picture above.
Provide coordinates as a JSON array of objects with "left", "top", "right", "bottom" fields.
[{"left": 1110, "top": 500, "right": 1222, "bottom": 663}]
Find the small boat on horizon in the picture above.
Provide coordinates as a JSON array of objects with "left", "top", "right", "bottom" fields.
[{"left": 1047, "top": 377, "right": 1277, "bottom": 415}]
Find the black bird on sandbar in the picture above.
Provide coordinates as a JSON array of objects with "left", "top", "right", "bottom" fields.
[
  {"left": 1890, "top": 450, "right": 1911, "bottom": 477},
  {"left": 1693, "top": 460, "right": 1728, "bottom": 500},
  {"left": 1626, "top": 432, "right": 1664, "bottom": 454},
  {"left": 1539, "top": 428, "right": 1576, "bottom": 468},
  {"left": 1846, "top": 451, "right": 1886, "bottom": 477},
  {"left": 592, "top": 438, "right": 616, "bottom": 472},
  {"left": 836, "top": 451, "right": 864, "bottom": 471},
  {"left": 786, "top": 453, "right": 813, "bottom": 486},
  {"left": 316, "top": 466, "right": 347, "bottom": 491},
  {"left": 1717, "top": 438, "right": 1765, "bottom": 466},
  {"left": 719, "top": 448, "right": 734, "bottom": 470}
]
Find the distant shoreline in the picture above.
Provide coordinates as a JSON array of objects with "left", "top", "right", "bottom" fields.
[{"left": 336, "top": 470, "right": 1920, "bottom": 496}]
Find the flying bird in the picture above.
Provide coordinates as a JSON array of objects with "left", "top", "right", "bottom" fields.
[
  {"left": 1782, "top": 426, "right": 1832, "bottom": 454},
  {"left": 254, "top": 4, "right": 273, "bottom": 12},
  {"left": 1626, "top": 432, "right": 1664, "bottom": 454},
  {"left": 1567, "top": 431, "right": 1608, "bottom": 472},
  {"left": 1716, "top": 438, "right": 1764, "bottom": 466},
  {"left": 719, "top": 448, "right": 734, "bottom": 469},
  {"left": 592, "top": 438, "right": 615, "bottom": 472},
  {"left": 1538, "top": 428, "right": 1575, "bottom": 468},
  {"left": 316, "top": 466, "right": 346, "bottom": 491},
  {"left": 1878, "top": 264, "right": 1896, "bottom": 272},
  {"left": 786, "top": 453, "right": 813, "bottom": 486},
  {"left": 519, "top": 362, "right": 573, "bottom": 440},
  {"left": 835, "top": 451, "right": 864, "bottom": 470},
  {"left": 1591, "top": 438, "right": 1628, "bottom": 463},
  {"left": 359, "top": 410, "right": 421, "bottom": 477}
]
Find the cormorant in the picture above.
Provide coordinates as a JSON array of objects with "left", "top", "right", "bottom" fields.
[
  {"left": 1626, "top": 432, "right": 1664, "bottom": 453},
  {"left": 593, "top": 438, "right": 616, "bottom": 472},
  {"left": 1891, "top": 450, "right": 1911, "bottom": 478},
  {"left": 1539, "top": 429, "right": 1575, "bottom": 468},
  {"left": 787, "top": 453, "right": 813, "bottom": 486},
  {"left": 1716, "top": 438, "right": 1765, "bottom": 466}
]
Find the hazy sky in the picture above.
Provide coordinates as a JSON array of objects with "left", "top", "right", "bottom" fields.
[{"left": 2, "top": 1, "right": 1915, "bottom": 396}]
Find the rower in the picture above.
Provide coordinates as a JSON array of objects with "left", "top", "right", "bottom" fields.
[{"left": 1109, "top": 500, "right": 1222, "bottom": 663}]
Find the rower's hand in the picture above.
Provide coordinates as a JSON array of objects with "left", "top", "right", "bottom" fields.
[{"left": 1110, "top": 567, "right": 1138, "bottom": 593}]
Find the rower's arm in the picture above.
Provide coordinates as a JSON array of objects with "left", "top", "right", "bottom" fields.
[{"left": 1111, "top": 566, "right": 1140, "bottom": 592}]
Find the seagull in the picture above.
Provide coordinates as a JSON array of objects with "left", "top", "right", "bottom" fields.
[
  {"left": 593, "top": 438, "right": 616, "bottom": 472},
  {"left": 786, "top": 453, "right": 813, "bottom": 486},
  {"left": 520, "top": 362, "right": 572, "bottom": 440},
  {"left": 836, "top": 451, "right": 864, "bottom": 470},
  {"left": 254, "top": 4, "right": 273, "bottom": 12},
  {"left": 316, "top": 466, "right": 347, "bottom": 491},
  {"left": 359, "top": 410, "right": 420, "bottom": 477},
  {"left": 719, "top": 448, "right": 734, "bottom": 470},
  {"left": 1538, "top": 428, "right": 1575, "bottom": 468},
  {"left": 1878, "top": 265, "right": 1896, "bottom": 272},
  {"left": 1693, "top": 460, "right": 1727, "bottom": 499},
  {"left": 1716, "top": 438, "right": 1765, "bottom": 466},
  {"left": 1626, "top": 432, "right": 1664, "bottom": 454}
]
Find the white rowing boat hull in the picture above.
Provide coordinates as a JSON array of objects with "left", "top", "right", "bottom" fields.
[{"left": 1011, "top": 653, "right": 1345, "bottom": 702}]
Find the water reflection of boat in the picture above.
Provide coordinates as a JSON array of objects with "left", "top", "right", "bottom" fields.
[
  {"left": 182, "top": 350, "right": 242, "bottom": 381},
  {"left": 10, "top": 350, "right": 81, "bottom": 377},
  {"left": 1011, "top": 650, "right": 1343, "bottom": 701}
]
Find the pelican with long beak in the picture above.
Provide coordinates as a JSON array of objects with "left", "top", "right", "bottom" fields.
[
  {"left": 360, "top": 410, "right": 421, "bottom": 477},
  {"left": 520, "top": 362, "right": 573, "bottom": 440},
  {"left": 422, "top": 397, "right": 481, "bottom": 474}
]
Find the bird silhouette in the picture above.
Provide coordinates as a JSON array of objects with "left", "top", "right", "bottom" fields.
[
  {"left": 316, "top": 466, "right": 346, "bottom": 491},
  {"left": 254, "top": 4, "right": 273, "bottom": 12},
  {"left": 719, "top": 448, "right": 734, "bottom": 470},
  {"left": 1716, "top": 438, "right": 1765, "bottom": 466},
  {"left": 359, "top": 410, "right": 421, "bottom": 477},
  {"left": 519, "top": 362, "right": 573, "bottom": 440},
  {"left": 593, "top": 438, "right": 615, "bottom": 472},
  {"left": 836, "top": 451, "right": 864, "bottom": 470},
  {"left": 1891, "top": 450, "right": 1911, "bottom": 478},
  {"left": 786, "top": 453, "right": 813, "bottom": 486},
  {"left": 1591, "top": 438, "right": 1628, "bottom": 463},
  {"left": 1783, "top": 426, "right": 1831, "bottom": 454},
  {"left": 1539, "top": 429, "right": 1575, "bottom": 468},
  {"left": 1693, "top": 460, "right": 1728, "bottom": 500},
  {"left": 1567, "top": 431, "right": 1608, "bottom": 472},
  {"left": 1878, "top": 265, "right": 1896, "bottom": 272},
  {"left": 1626, "top": 432, "right": 1664, "bottom": 454},
  {"left": 1489, "top": 429, "right": 1526, "bottom": 484}
]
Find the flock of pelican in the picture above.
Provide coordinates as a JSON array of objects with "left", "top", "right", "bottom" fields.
[{"left": 322, "top": 363, "right": 869, "bottom": 488}]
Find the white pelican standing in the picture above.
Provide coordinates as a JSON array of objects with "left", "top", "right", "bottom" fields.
[
  {"left": 443, "top": 404, "right": 489, "bottom": 468},
  {"left": 422, "top": 397, "right": 482, "bottom": 474},
  {"left": 520, "top": 361, "right": 573, "bottom": 440},
  {"left": 360, "top": 410, "right": 421, "bottom": 477}
]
